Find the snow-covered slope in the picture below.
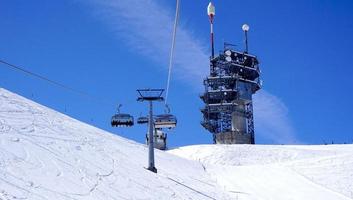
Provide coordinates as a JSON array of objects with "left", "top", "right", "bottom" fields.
[
  {"left": 0, "top": 88, "right": 229, "bottom": 200},
  {"left": 170, "top": 145, "right": 353, "bottom": 200},
  {"left": 1, "top": 88, "right": 352, "bottom": 200}
]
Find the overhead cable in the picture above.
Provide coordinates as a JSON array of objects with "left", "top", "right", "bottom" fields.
[
  {"left": 165, "top": 0, "right": 180, "bottom": 105},
  {"left": 0, "top": 59, "right": 113, "bottom": 107}
]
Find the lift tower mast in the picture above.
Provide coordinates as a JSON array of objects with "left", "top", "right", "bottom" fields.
[
  {"left": 201, "top": 3, "right": 262, "bottom": 144},
  {"left": 137, "top": 89, "right": 164, "bottom": 173}
]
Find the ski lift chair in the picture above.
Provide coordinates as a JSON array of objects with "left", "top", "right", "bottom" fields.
[
  {"left": 111, "top": 104, "right": 134, "bottom": 127},
  {"left": 111, "top": 114, "right": 134, "bottom": 127},
  {"left": 154, "top": 114, "right": 177, "bottom": 129},
  {"left": 137, "top": 116, "right": 149, "bottom": 124}
]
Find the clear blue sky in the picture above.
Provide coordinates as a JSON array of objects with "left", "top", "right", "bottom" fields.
[{"left": 1, "top": 0, "right": 353, "bottom": 147}]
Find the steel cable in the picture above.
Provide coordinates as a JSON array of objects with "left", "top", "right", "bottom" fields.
[{"left": 165, "top": 0, "right": 180, "bottom": 105}]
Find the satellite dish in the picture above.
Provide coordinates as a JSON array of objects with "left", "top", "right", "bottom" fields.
[
  {"left": 225, "top": 50, "right": 232, "bottom": 56},
  {"left": 225, "top": 56, "right": 232, "bottom": 62}
]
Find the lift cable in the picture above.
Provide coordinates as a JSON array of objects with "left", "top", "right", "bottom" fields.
[
  {"left": 164, "top": 0, "right": 180, "bottom": 105},
  {"left": 0, "top": 59, "right": 114, "bottom": 107}
]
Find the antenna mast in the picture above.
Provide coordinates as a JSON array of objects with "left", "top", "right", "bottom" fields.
[
  {"left": 242, "top": 24, "right": 250, "bottom": 53},
  {"left": 207, "top": 2, "right": 215, "bottom": 59}
]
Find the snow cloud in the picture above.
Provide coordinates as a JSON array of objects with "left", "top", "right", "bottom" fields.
[{"left": 82, "top": 0, "right": 299, "bottom": 144}]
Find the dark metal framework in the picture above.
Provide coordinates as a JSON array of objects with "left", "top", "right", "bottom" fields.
[
  {"left": 137, "top": 89, "right": 177, "bottom": 152},
  {"left": 137, "top": 89, "right": 164, "bottom": 102},
  {"left": 200, "top": 47, "right": 261, "bottom": 144}
]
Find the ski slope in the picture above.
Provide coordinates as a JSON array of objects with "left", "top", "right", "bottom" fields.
[
  {"left": 169, "top": 145, "right": 353, "bottom": 200},
  {"left": 0, "top": 88, "right": 229, "bottom": 200},
  {"left": 0, "top": 87, "right": 352, "bottom": 200}
]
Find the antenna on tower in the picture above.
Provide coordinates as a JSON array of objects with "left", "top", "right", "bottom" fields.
[
  {"left": 242, "top": 24, "right": 250, "bottom": 53},
  {"left": 207, "top": 2, "right": 215, "bottom": 58}
]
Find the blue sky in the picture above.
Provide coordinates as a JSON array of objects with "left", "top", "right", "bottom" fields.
[{"left": 1, "top": 0, "right": 353, "bottom": 147}]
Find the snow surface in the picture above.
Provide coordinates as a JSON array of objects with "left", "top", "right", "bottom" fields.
[
  {"left": 169, "top": 145, "right": 353, "bottom": 200},
  {"left": 0, "top": 88, "right": 229, "bottom": 200},
  {"left": 0, "top": 87, "right": 352, "bottom": 200}
]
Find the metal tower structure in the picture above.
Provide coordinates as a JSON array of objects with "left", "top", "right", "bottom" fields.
[
  {"left": 201, "top": 3, "right": 262, "bottom": 144},
  {"left": 200, "top": 46, "right": 262, "bottom": 144},
  {"left": 137, "top": 89, "right": 164, "bottom": 173}
]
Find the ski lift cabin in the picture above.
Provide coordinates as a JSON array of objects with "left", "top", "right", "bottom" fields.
[
  {"left": 154, "top": 114, "right": 177, "bottom": 129},
  {"left": 111, "top": 114, "right": 134, "bottom": 127}
]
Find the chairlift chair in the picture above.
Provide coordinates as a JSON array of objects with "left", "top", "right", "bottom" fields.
[
  {"left": 111, "top": 104, "right": 134, "bottom": 127},
  {"left": 137, "top": 116, "right": 149, "bottom": 124},
  {"left": 111, "top": 114, "right": 134, "bottom": 127},
  {"left": 154, "top": 114, "right": 177, "bottom": 129}
]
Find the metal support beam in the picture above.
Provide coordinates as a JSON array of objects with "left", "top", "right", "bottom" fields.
[
  {"left": 137, "top": 88, "right": 164, "bottom": 173},
  {"left": 147, "top": 101, "right": 157, "bottom": 173},
  {"left": 245, "top": 30, "right": 248, "bottom": 53}
]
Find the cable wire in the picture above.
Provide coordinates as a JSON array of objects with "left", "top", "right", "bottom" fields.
[
  {"left": 164, "top": 0, "right": 180, "bottom": 105},
  {"left": 0, "top": 59, "right": 114, "bottom": 107}
]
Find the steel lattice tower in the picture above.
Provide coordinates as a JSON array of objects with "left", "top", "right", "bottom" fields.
[{"left": 200, "top": 47, "right": 262, "bottom": 144}]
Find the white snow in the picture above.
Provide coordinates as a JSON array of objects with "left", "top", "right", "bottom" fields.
[
  {"left": 169, "top": 145, "right": 353, "bottom": 200},
  {"left": 0, "top": 87, "right": 352, "bottom": 200},
  {"left": 0, "top": 88, "right": 228, "bottom": 200}
]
